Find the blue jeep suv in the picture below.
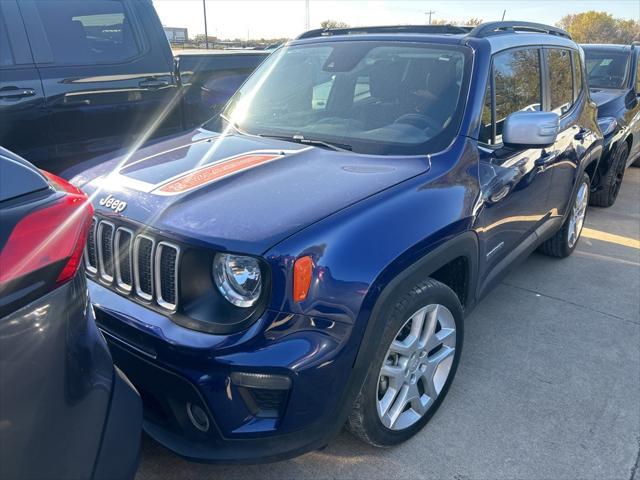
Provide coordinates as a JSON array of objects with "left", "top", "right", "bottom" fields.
[{"left": 72, "top": 22, "right": 603, "bottom": 462}]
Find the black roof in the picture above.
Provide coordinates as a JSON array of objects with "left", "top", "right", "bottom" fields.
[{"left": 296, "top": 21, "right": 571, "bottom": 41}]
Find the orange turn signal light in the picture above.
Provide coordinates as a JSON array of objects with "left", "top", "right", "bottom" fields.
[{"left": 293, "top": 256, "right": 313, "bottom": 303}]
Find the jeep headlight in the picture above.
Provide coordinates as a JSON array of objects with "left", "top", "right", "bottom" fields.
[{"left": 213, "top": 253, "right": 262, "bottom": 307}]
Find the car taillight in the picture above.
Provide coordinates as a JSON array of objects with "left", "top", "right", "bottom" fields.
[{"left": 0, "top": 172, "right": 93, "bottom": 287}]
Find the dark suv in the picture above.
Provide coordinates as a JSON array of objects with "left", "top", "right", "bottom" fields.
[
  {"left": 582, "top": 43, "right": 640, "bottom": 207},
  {"left": 72, "top": 22, "right": 602, "bottom": 462},
  {"left": 0, "top": 148, "right": 141, "bottom": 479}
]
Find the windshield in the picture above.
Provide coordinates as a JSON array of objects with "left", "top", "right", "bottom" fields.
[
  {"left": 207, "top": 41, "right": 470, "bottom": 155},
  {"left": 584, "top": 49, "right": 631, "bottom": 89}
]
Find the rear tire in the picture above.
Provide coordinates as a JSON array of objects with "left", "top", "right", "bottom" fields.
[
  {"left": 589, "top": 142, "right": 629, "bottom": 207},
  {"left": 347, "top": 278, "right": 463, "bottom": 447},
  {"left": 539, "top": 173, "right": 589, "bottom": 258}
]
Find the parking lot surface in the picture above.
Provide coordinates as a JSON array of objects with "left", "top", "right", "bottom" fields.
[{"left": 138, "top": 169, "right": 640, "bottom": 480}]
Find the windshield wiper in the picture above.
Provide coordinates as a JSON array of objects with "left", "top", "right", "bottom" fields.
[
  {"left": 258, "top": 133, "right": 353, "bottom": 152},
  {"left": 219, "top": 113, "right": 253, "bottom": 137}
]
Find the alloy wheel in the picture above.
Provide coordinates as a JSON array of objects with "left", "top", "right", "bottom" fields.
[
  {"left": 611, "top": 149, "right": 627, "bottom": 200},
  {"left": 376, "top": 304, "right": 457, "bottom": 431},
  {"left": 567, "top": 181, "right": 589, "bottom": 249}
]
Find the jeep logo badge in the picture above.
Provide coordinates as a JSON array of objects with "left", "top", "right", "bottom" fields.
[{"left": 98, "top": 194, "right": 127, "bottom": 213}]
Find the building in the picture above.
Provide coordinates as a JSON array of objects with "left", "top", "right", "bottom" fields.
[{"left": 163, "top": 27, "right": 188, "bottom": 43}]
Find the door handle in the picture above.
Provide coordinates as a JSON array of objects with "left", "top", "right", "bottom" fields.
[
  {"left": 535, "top": 151, "right": 558, "bottom": 167},
  {"left": 0, "top": 87, "right": 36, "bottom": 99},
  {"left": 574, "top": 128, "right": 589, "bottom": 141},
  {"left": 138, "top": 78, "right": 169, "bottom": 89}
]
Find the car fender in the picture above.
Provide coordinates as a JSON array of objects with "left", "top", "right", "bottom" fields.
[{"left": 263, "top": 137, "right": 481, "bottom": 326}]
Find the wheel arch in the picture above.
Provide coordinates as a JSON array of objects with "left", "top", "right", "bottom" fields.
[{"left": 353, "top": 230, "right": 479, "bottom": 368}]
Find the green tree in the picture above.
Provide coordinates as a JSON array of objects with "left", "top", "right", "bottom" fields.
[
  {"left": 432, "top": 18, "right": 483, "bottom": 26},
  {"left": 320, "top": 20, "right": 350, "bottom": 29},
  {"left": 558, "top": 11, "right": 639, "bottom": 44}
]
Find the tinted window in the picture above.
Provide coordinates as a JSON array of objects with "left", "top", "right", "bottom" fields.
[
  {"left": 584, "top": 49, "right": 630, "bottom": 89},
  {"left": 572, "top": 51, "right": 583, "bottom": 100},
  {"left": 636, "top": 52, "right": 640, "bottom": 91},
  {"left": 34, "top": 0, "right": 140, "bottom": 65},
  {"left": 492, "top": 48, "right": 542, "bottom": 143},
  {"left": 354, "top": 75, "right": 372, "bottom": 102},
  {"left": 216, "top": 42, "right": 471, "bottom": 155},
  {"left": 547, "top": 49, "right": 574, "bottom": 114},
  {"left": 0, "top": 14, "right": 13, "bottom": 66}
]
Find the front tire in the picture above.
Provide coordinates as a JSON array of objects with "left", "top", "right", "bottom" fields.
[
  {"left": 590, "top": 141, "right": 629, "bottom": 207},
  {"left": 347, "top": 278, "right": 463, "bottom": 447},
  {"left": 539, "top": 173, "right": 590, "bottom": 258}
]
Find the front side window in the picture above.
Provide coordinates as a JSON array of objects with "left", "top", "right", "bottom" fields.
[
  {"left": 489, "top": 48, "right": 542, "bottom": 144},
  {"left": 33, "top": 0, "right": 140, "bottom": 65},
  {"left": 584, "top": 49, "right": 631, "bottom": 89},
  {"left": 547, "top": 49, "right": 574, "bottom": 115},
  {"left": 213, "top": 41, "right": 471, "bottom": 155}
]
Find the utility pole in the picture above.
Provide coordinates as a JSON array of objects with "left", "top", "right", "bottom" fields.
[
  {"left": 425, "top": 10, "right": 436, "bottom": 25},
  {"left": 305, "top": 0, "right": 310, "bottom": 31},
  {"left": 202, "top": 0, "right": 209, "bottom": 49}
]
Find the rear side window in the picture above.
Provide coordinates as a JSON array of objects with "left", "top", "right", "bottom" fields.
[
  {"left": 33, "top": 0, "right": 141, "bottom": 65},
  {"left": 546, "top": 49, "right": 574, "bottom": 115},
  {"left": 480, "top": 48, "right": 542, "bottom": 145},
  {"left": 0, "top": 14, "right": 13, "bottom": 66}
]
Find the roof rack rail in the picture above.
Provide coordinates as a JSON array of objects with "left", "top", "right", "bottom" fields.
[
  {"left": 468, "top": 21, "right": 571, "bottom": 39},
  {"left": 296, "top": 24, "right": 469, "bottom": 40}
]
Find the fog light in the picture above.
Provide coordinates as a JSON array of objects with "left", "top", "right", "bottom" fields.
[{"left": 186, "top": 402, "right": 210, "bottom": 432}]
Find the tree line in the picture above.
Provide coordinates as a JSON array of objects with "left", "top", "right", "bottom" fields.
[{"left": 320, "top": 12, "right": 639, "bottom": 44}]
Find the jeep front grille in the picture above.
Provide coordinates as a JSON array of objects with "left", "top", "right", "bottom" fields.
[
  {"left": 114, "top": 228, "right": 133, "bottom": 292},
  {"left": 134, "top": 235, "right": 155, "bottom": 301},
  {"left": 156, "top": 242, "right": 179, "bottom": 310},
  {"left": 85, "top": 218, "right": 98, "bottom": 274},
  {"left": 97, "top": 221, "right": 115, "bottom": 282},
  {"left": 85, "top": 217, "right": 180, "bottom": 311}
]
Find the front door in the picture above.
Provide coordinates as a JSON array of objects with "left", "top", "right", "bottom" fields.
[{"left": 474, "top": 47, "right": 555, "bottom": 293}]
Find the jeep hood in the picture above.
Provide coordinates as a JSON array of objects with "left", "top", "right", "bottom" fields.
[
  {"left": 74, "top": 129, "right": 428, "bottom": 255},
  {"left": 589, "top": 88, "right": 627, "bottom": 116}
]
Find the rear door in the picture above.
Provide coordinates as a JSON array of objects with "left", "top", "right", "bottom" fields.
[
  {"left": 542, "top": 47, "right": 588, "bottom": 217},
  {"left": 0, "top": 1, "right": 50, "bottom": 163},
  {"left": 18, "top": 0, "right": 181, "bottom": 173}
]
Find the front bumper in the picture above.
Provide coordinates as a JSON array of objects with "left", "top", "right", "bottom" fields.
[{"left": 88, "top": 280, "right": 356, "bottom": 462}]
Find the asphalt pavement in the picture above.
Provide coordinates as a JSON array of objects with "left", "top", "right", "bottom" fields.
[{"left": 138, "top": 168, "right": 640, "bottom": 480}]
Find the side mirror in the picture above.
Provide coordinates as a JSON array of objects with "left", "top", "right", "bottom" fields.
[{"left": 503, "top": 111, "right": 560, "bottom": 148}]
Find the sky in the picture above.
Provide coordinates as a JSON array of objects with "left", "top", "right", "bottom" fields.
[{"left": 152, "top": 0, "right": 640, "bottom": 40}]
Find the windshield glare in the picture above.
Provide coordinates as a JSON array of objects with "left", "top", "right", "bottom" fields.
[
  {"left": 584, "top": 49, "right": 630, "bottom": 89},
  {"left": 215, "top": 41, "right": 469, "bottom": 155}
]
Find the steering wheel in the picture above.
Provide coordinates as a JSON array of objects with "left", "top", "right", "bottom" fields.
[{"left": 394, "top": 113, "right": 442, "bottom": 132}]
